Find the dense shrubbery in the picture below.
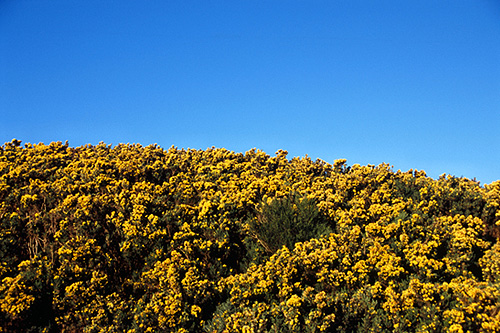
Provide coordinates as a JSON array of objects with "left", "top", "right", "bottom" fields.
[
  {"left": 249, "top": 193, "right": 331, "bottom": 255},
  {"left": 0, "top": 139, "right": 499, "bottom": 332}
]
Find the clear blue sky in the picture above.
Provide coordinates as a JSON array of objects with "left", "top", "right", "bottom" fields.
[{"left": 1, "top": 1, "right": 499, "bottom": 184}]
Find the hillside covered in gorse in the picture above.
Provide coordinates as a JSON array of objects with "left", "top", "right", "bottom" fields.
[{"left": 1, "top": 140, "right": 500, "bottom": 332}]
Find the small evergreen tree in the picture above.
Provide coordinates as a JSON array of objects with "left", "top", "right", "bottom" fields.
[{"left": 250, "top": 193, "right": 332, "bottom": 254}]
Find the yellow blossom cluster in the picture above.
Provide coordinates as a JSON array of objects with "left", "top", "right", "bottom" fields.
[{"left": 0, "top": 139, "right": 499, "bottom": 332}]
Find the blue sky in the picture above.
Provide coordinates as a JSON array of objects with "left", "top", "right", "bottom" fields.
[{"left": 1, "top": 1, "right": 499, "bottom": 184}]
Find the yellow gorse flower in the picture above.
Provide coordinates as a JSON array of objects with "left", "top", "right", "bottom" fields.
[{"left": 0, "top": 140, "right": 498, "bottom": 332}]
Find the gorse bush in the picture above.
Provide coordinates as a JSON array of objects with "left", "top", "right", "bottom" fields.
[{"left": 0, "top": 140, "right": 499, "bottom": 332}]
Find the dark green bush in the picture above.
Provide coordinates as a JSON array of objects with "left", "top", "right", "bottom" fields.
[{"left": 249, "top": 193, "right": 332, "bottom": 254}]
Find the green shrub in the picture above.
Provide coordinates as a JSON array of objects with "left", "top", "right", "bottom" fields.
[{"left": 249, "top": 193, "right": 332, "bottom": 254}]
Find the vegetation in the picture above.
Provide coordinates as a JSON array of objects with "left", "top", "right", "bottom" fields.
[{"left": 0, "top": 139, "right": 499, "bottom": 332}]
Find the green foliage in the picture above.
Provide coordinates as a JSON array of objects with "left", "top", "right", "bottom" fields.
[{"left": 249, "top": 193, "right": 332, "bottom": 254}]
